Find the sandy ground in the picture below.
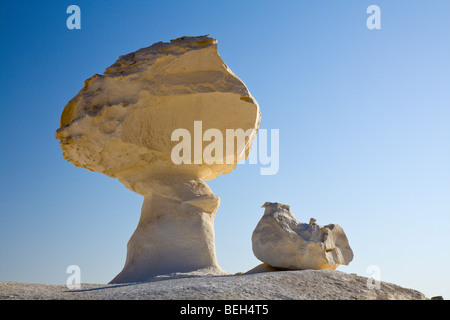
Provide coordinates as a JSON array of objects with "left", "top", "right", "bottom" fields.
[{"left": 0, "top": 269, "right": 428, "bottom": 300}]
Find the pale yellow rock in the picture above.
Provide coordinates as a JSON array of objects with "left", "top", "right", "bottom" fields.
[
  {"left": 55, "top": 35, "right": 261, "bottom": 283},
  {"left": 252, "top": 202, "right": 354, "bottom": 270},
  {"left": 55, "top": 35, "right": 260, "bottom": 192}
]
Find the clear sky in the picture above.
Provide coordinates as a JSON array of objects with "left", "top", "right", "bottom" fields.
[{"left": 1, "top": 0, "right": 449, "bottom": 299}]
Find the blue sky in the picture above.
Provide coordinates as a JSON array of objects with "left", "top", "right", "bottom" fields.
[{"left": 1, "top": 0, "right": 449, "bottom": 299}]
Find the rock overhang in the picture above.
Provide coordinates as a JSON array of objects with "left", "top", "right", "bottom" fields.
[{"left": 55, "top": 35, "right": 261, "bottom": 194}]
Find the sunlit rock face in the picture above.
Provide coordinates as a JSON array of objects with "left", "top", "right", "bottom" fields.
[
  {"left": 252, "top": 202, "right": 354, "bottom": 270},
  {"left": 55, "top": 35, "right": 261, "bottom": 283}
]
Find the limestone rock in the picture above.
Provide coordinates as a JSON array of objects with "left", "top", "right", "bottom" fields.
[
  {"left": 55, "top": 35, "right": 260, "bottom": 193},
  {"left": 252, "top": 202, "right": 354, "bottom": 270},
  {"left": 109, "top": 174, "right": 226, "bottom": 283},
  {"left": 0, "top": 271, "right": 429, "bottom": 300},
  {"left": 55, "top": 35, "right": 260, "bottom": 283},
  {"left": 244, "top": 263, "right": 281, "bottom": 274}
]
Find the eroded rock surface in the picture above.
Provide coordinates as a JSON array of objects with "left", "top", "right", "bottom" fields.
[
  {"left": 55, "top": 35, "right": 260, "bottom": 283},
  {"left": 252, "top": 202, "right": 354, "bottom": 270},
  {"left": 55, "top": 35, "right": 260, "bottom": 192},
  {"left": 0, "top": 271, "right": 428, "bottom": 300}
]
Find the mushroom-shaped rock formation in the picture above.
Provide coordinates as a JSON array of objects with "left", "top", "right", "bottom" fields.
[
  {"left": 55, "top": 35, "right": 261, "bottom": 283},
  {"left": 252, "top": 202, "right": 353, "bottom": 270}
]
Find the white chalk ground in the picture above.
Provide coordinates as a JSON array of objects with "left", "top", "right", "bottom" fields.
[{"left": 0, "top": 269, "right": 428, "bottom": 300}]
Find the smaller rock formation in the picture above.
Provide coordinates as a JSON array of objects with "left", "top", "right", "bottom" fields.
[{"left": 252, "top": 202, "right": 354, "bottom": 270}]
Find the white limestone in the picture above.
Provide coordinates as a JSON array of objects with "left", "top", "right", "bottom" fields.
[
  {"left": 252, "top": 202, "right": 354, "bottom": 270},
  {"left": 55, "top": 35, "right": 260, "bottom": 283},
  {"left": 0, "top": 271, "right": 429, "bottom": 300}
]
